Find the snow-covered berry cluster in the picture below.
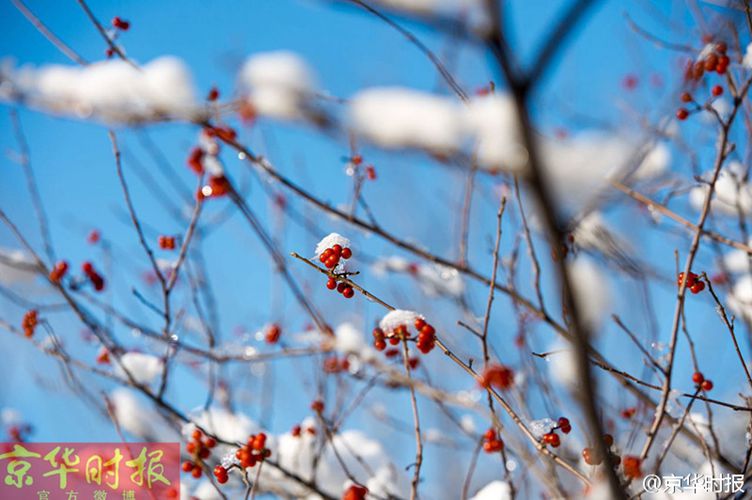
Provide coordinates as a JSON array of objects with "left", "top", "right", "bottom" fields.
[
  {"left": 541, "top": 417, "right": 571, "bottom": 448},
  {"left": 375, "top": 310, "right": 436, "bottom": 354}
]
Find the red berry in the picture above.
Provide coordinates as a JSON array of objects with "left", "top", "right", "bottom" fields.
[
  {"left": 112, "top": 16, "right": 130, "bottom": 30},
  {"left": 603, "top": 434, "right": 614, "bottom": 447},
  {"left": 326, "top": 278, "right": 337, "bottom": 290},
  {"left": 342, "top": 286, "right": 354, "bottom": 299},
  {"left": 479, "top": 364, "right": 514, "bottom": 390},
  {"left": 711, "top": 85, "right": 723, "bottom": 96},
  {"left": 341, "top": 247, "right": 352, "bottom": 259},
  {"left": 191, "top": 467, "right": 202, "bottom": 479},
  {"left": 680, "top": 92, "right": 692, "bottom": 103},
  {"left": 311, "top": 399, "right": 324, "bottom": 413},
  {"left": 623, "top": 456, "right": 642, "bottom": 479},
  {"left": 265, "top": 324, "right": 281, "bottom": 344},
  {"left": 207, "top": 87, "right": 219, "bottom": 102},
  {"left": 557, "top": 417, "right": 571, "bottom": 434},
  {"left": 543, "top": 432, "right": 560, "bottom": 447},
  {"left": 291, "top": 425, "right": 301, "bottom": 437},
  {"left": 676, "top": 108, "right": 689, "bottom": 120},
  {"left": 690, "top": 281, "right": 705, "bottom": 294},
  {"left": 582, "top": 447, "right": 603, "bottom": 466},
  {"left": 716, "top": 41, "right": 728, "bottom": 54},
  {"left": 82, "top": 262, "right": 94, "bottom": 274},
  {"left": 701, "top": 379, "right": 713, "bottom": 391},
  {"left": 182, "top": 461, "right": 193, "bottom": 473},
  {"left": 366, "top": 165, "right": 377, "bottom": 180}
]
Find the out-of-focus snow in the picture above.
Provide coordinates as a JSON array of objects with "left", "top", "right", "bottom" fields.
[
  {"left": 349, "top": 87, "right": 463, "bottom": 154},
  {"left": 109, "top": 388, "right": 178, "bottom": 441},
  {"left": 238, "top": 51, "right": 316, "bottom": 120},
  {"left": 689, "top": 161, "right": 752, "bottom": 216},
  {"left": 0, "top": 247, "right": 36, "bottom": 285},
  {"left": 2, "top": 57, "right": 197, "bottom": 123},
  {"left": 568, "top": 256, "right": 612, "bottom": 331},
  {"left": 116, "top": 352, "right": 164, "bottom": 385},
  {"left": 470, "top": 480, "right": 513, "bottom": 500}
]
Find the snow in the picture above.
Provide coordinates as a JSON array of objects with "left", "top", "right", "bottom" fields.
[
  {"left": 470, "top": 481, "right": 513, "bottom": 500},
  {"left": 268, "top": 428, "right": 408, "bottom": 498},
  {"left": 0, "top": 247, "right": 36, "bottom": 285},
  {"left": 462, "top": 93, "right": 526, "bottom": 173},
  {"left": 184, "top": 407, "right": 257, "bottom": 444},
  {"left": 528, "top": 417, "right": 556, "bottom": 439},
  {"left": 116, "top": 352, "right": 164, "bottom": 385},
  {"left": 372, "top": 0, "right": 491, "bottom": 34},
  {"left": 315, "top": 233, "right": 352, "bottom": 257},
  {"left": 238, "top": 51, "right": 316, "bottom": 120},
  {"left": 547, "top": 340, "right": 578, "bottom": 388},
  {"left": 333, "top": 322, "right": 367, "bottom": 355},
  {"left": 543, "top": 132, "right": 669, "bottom": 209},
  {"left": 0, "top": 408, "right": 22, "bottom": 426},
  {"left": 689, "top": 162, "right": 752, "bottom": 216},
  {"left": 728, "top": 274, "right": 752, "bottom": 322},
  {"left": 109, "top": 388, "right": 178, "bottom": 441},
  {"left": 3, "top": 57, "right": 197, "bottom": 123},
  {"left": 568, "top": 256, "right": 612, "bottom": 331},
  {"left": 379, "top": 309, "right": 422, "bottom": 332},
  {"left": 745, "top": 43, "right": 752, "bottom": 69},
  {"left": 372, "top": 257, "right": 464, "bottom": 298},
  {"left": 349, "top": 87, "right": 464, "bottom": 154},
  {"left": 722, "top": 242, "right": 752, "bottom": 273}
]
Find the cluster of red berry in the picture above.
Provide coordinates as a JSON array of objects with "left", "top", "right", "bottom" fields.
[
  {"left": 264, "top": 323, "right": 281, "bottom": 344},
  {"left": 371, "top": 318, "right": 436, "bottom": 354},
  {"left": 111, "top": 16, "right": 130, "bottom": 31},
  {"left": 582, "top": 434, "right": 619, "bottom": 466},
  {"left": 213, "top": 464, "right": 229, "bottom": 485},
  {"left": 158, "top": 235, "right": 176, "bottom": 250},
  {"left": 482, "top": 427, "right": 504, "bottom": 453},
  {"left": 198, "top": 175, "right": 231, "bottom": 200},
  {"left": 205, "top": 125, "right": 237, "bottom": 143},
  {"left": 235, "top": 433, "right": 270, "bottom": 470},
  {"left": 342, "top": 484, "right": 368, "bottom": 500},
  {"left": 49, "top": 261, "right": 69, "bottom": 284},
  {"left": 692, "top": 371, "right": 714, "bottom": 391},
  {"left": 677, "top": 41, "right": 729, "bottom": 120},
  {"left": 82, "top": 261, "right": 105, "bottom": 291},
  {"left": 311, "top": 399, "right": 325, "bottom": 414},
  {"left": 323, "top": 356, "right": 350, "bottom": 373},
  {"left": 290, "top": 423, "right": 316, "bottom": 437},
  {"left": 350, "top": 155, "right": 377, "bottom": 181},
  {"left": 22, "top": 310, "right": 38, "bottom": 338},
  {"left": 541, "top": 417, "right": 571, "bottom": 448},
  {"left": 479, "top": 364, "right": 514, "bottom": 391},
  {"left": 187, "top": 147, "right": 204, "bottom": 175},
  {"left": 677, "top": 271, "right": 705, "bottom": 294},
  {"left": 320, "top": 244, "right": 353, "bottom": 269},
  {"left": 182, "top": 428, "right": 217, "bottom": 479},
  {"left": 685, "top": 41, "right": 729, "bottom": 81}
]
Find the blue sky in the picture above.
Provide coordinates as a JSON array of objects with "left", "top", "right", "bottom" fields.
[{"left": 1, "top": 0, "right": 750, "bottom": 496}]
